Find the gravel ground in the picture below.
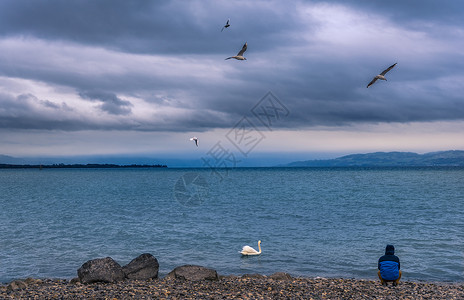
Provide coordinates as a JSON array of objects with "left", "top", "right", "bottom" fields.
[{"left": 1, "top": 275, "right": 463, "bottom": 299}]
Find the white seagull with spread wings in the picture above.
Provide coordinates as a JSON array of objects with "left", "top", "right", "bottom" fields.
[
  {"left": 190, "top": 137, "right": 198, "bottom": 147},
  {"left": 225, "top": 42, "right": 247, "bottom": 60},
  {"left": 367, "top": 63, "right": 397, "bottom": 88}
]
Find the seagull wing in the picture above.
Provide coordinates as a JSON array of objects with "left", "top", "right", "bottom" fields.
[
  {"left": 380, "top": 63, "right": 397, "bottom": 75},
  {"left": 237, "top": 42, "right": 247, "bottom": 56},
  {"left": 367, "top": 77, "right": 378, "bottom": 88},
  {"left": 190, "top": 137, "right": 198, "bottom": 146},
  {"left": 221, "top": 19, "right": 230, "bottom": 32}
]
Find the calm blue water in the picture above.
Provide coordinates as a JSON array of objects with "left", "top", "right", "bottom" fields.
[{"left": 0, "top": 167, "right": 463, "bottom": 283}]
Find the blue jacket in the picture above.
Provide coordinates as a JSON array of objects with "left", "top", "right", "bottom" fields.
[{"left": 378, "top": 245, "right": 400, "bottom": 280}]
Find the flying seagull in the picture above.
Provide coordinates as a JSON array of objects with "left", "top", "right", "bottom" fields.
[
  {"left": 225, "top": 42, "right": 247, "bottom": 60},
  {"left": 190, "top": 137, "right": 198, "bottom": 147},
  {"left": 367, "top": 63, "right": 397, "bottom": 88},
  {"left": 221, "top": 19, "right": 230, "bottom": 32}
]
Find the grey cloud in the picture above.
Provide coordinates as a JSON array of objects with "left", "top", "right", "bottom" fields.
[
  {"left": 0, "top": 93, "right": 88, "bottom": 130},
  {"left": 312, "top": 0, "right": 464, "bottom": 27},
  {"left": 79, "top": 90, "right": 133, "bottom": 115},
  {"left": 14, "top": 93, "right": 73, "bottom": 113}
]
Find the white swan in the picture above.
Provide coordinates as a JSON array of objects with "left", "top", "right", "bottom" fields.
[
  {"left": 190, "top": 136, "right": 198, "bottom": 147},
  {"left": 240, "top": 240, "right": 261, "bottom": 255},
  {"left": 367, "top": 63, "right": 397, "bottom": 88},
  {"left": 225, "top": 42, "right": 247, "bottom": 60}
]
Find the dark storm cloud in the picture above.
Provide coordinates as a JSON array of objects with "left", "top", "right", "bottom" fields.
[
  {"left": 0, "top": 1, "right": 158, "bottom": 52},
  {"left": 1, "top": 0, "right": 460, "bottom": 55},
  {"left": 0, "top": 0, "right": 463, "bottom": 132},
  {"left": 0, "top": 0, "right": 299, "bottom": 55}
]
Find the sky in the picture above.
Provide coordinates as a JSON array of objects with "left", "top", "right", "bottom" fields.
[{"left": 1, "top": 0, "right": 464, "bottom": 166}]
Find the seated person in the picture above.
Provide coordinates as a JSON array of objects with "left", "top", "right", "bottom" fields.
[{"left": 378, "top": 244, "right": 402, "bottom": 286}]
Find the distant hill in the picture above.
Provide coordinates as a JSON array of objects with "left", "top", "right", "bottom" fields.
[
  {"left": 0, "top": 155, "right": 27, "bottom": 164},
  {"left": 283, "top": 150, "right": 464, "bottom": 167}
]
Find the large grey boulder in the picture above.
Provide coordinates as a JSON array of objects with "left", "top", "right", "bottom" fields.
[
  {"left": 77, "top": 257, "right": 125, "bottom": 284},
  {"left": 166, "top": 265, "right": 218, "bottom": 281},
  {"left": 122, "top": 253, "right": 159, "bottom": 280}
]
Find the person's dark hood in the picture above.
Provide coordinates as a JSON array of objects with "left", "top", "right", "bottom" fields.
[{"left": 385, "top": 244, "right": 395, "bottom": 255}]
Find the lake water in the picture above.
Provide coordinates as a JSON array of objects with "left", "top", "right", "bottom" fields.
[{"left": 0, "top": 167, "right": 463, "bottom": 283}]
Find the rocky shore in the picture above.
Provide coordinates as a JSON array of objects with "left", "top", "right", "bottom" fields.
[
  {"left": 1, "top": 254, "right": 463, "bottom": 299},
  {"left": 1, "top": 275, "right": 463, "bottom": 299}
]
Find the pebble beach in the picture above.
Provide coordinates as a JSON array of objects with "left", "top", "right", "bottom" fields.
[{"left": 1, "top": 275, "right": 463, "bottom": 300}]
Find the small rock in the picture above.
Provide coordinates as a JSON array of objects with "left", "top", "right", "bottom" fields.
[
  {"left": 77, "top": 257, "right": 125, "bottom": 284},
  {"left": 70, "top": 277, "right": 81, "bottom": 284},
  {"left": 24, "top": 278, "right": 42, "bottom": 285},
  {"left": 7, "top": 280, "right": 27, "bottom": 291},
  {"left": 241, "top": 273, "right": 267, "bottom": 279},
  {"left": 166, "top": 265, "right": 218, "bottom": 281},
  {"left": 270, "top": 272, "right": 293, "bottom": 281},
  {"left": 220, "top": 274, "right": 239, "bottom": 280},
  {"left": 122, "top": 253, "right": 159, "bottom": 280}
]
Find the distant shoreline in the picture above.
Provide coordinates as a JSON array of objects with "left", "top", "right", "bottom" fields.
[
  {"left": 2, "top": 164, "right": 464, "bottom": 169},
  {"left": 0, "top": 163, "right": 168, "bottom": 169}
]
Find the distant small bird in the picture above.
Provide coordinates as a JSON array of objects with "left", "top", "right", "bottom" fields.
[
  {"left": 190, "top": 137, "right": 198, "bottom": 147},
  {"left": 367, "top": 63, "right": 397, "bottom": 88},
  {"left": 225, "top": 42, "right": 247, "bottom": 60},
  {"left": 221, "top": 19, "right": 230, "bottom": 32}
]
